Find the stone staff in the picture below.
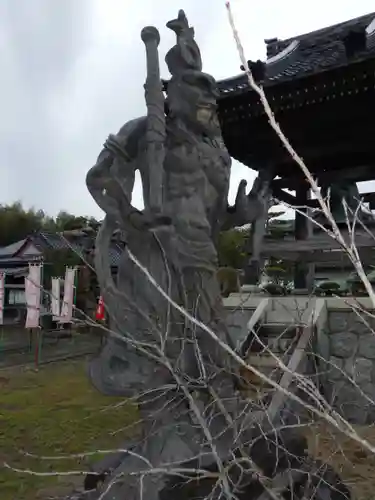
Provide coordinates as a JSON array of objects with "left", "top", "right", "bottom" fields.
[{"left": 140, "top": 26, "right": 166, "bottom": 215}]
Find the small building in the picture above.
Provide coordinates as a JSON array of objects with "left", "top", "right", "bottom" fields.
[
  {"left": 0, "top": 238, "right": 43, "bottom": 323},
  {"left": 0, "top": 229, "right": 124, "bottom": 323}
]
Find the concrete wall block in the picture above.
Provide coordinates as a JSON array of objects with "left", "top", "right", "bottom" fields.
[
  {"left": 226, "top": 310, "right": 251, "bottom": 328},
  {"left": 278, "top": 337, "right": 294, "bottom": 352},
  {"left": 266, "top": 337, "right": 280, "bottom": 351}
]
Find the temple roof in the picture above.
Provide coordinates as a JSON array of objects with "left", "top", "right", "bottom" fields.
[{"left": 217, "top": 12, "right": 375, "bottom": 95}]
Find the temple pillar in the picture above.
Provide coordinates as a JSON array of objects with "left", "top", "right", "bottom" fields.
[{"left": 294, "top": 182, "right": 314, "bottom": 291}]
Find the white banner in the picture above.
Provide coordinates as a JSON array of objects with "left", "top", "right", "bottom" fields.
[
  {"left": 25, "top": 264, "right": 42, "bottom": 329},
  {"left": 59, "top": 267, "right": 76, "bottom": 324},
  {"left": 51, "top": 277, "right": 61, "bottom": 320},
  {"left": 0, "top": 272, "right": 5, "bottom": 326}
]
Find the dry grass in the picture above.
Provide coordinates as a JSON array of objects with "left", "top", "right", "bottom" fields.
[
  {"left": 306, "top": 422, "right": 375, "bottom": 500},
  {"left": 0, "top": 359, "right": 137, "bottom": 500}
]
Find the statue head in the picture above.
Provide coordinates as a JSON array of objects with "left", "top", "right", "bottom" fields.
[
  {"left": 164, "top": 11, "right": 221, "bottom": 137},
  {"left": 166, "top": 71, "right": 221, "bottom": 137},
  {"left": 165, "top": 10, "right": 202, "bottom": 75}
]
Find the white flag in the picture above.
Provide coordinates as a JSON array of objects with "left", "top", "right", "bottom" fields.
[
  {"left": 25, "top": 264, "right": 42, "bottom": 329},
  {"left": 0, "top": 272, "right": 5, "bottom": 326},
  {"left": 51, "top": 277, "right": 61, "bottom": 320},
  {"left": 59, "top": 267, "right": 76, "bottom": 323}
]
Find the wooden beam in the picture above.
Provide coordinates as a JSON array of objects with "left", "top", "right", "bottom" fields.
[
  {"left": 240, "top": 298, "right": 271, "bottom": 356},
  {"left": 266, "top": 299, "right": 325, "bottom": 422},
  {"left": 270, "top": 184, "right": 297, "bottom": 206},
  {"left": 272, "top": 191, "right": 375, "bottom": 210},
  {"left": 271, "top": 165, "right": 375, "bottom": 190},
  {"left": 261, "top": 248, "right": 375, "bottom": 264}
]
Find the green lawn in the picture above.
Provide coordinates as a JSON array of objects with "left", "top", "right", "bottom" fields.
[
  {"left": 0, "top": 360, "right": 138, "bottom": 500},
  {"left": 3, "top": 360, "right": 375, "bottom": 500}
]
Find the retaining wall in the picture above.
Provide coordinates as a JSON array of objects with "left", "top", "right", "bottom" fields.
[{"left": 224, "top": 295, "right": 375, "bottom": 425}]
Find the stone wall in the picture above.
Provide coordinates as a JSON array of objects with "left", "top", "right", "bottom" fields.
[
  {"left": 317, "top": 310, "right": 375, "bottom": 424},
  {"left": 224, "top": 295, "right": 375, "bottom": 424}
]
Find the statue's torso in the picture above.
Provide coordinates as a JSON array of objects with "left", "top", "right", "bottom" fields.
[{"left": 163, "top": 137, "right": 230, "bottom": 229}]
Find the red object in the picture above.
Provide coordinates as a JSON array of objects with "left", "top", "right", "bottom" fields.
[{"left": 95, "top": 296, "right": 105, "bottom": 321}]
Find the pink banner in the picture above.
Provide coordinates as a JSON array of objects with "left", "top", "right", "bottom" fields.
[
  {"left": 25, "top": 264, "right": 42, "bottom": 329},
  {"left": 59, "top": 267, "right": 76, "bottom": 324},
  {"left": 0, "top": 272, "right": 5, "bottom": 325}
]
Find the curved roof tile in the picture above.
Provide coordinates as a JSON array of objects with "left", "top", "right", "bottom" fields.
[{"left": 218, "top": 11, "right": 375, "bottom": 95}]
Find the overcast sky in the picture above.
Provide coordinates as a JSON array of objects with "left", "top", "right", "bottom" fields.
[{"left": 1, "top": 0, "right": 374, "bottom": 218}]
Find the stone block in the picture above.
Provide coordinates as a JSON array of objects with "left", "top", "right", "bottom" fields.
[
  {"left": 352, "top": 309, "right": 375, "bottom": 330},
  {"left": 326, "top": 356, "right": 344, "bottom": 381},
  {"left": 362, "top": 383, "right": 375, "bottom": 403},
  {"left": 358, "top": 335, "right": 375, "bottom": 359},
  {"left": 333, "top": 384, "right": 369, "bottom": 424},
  {"left": 330, "top": 331, "right": 357, "bottom": 358},
  {"left": 362, "top": 384, "right": 375, "bottom": 423},
  {"left": 328, "top": 312, "right": 353, "bottom": 333},
  {"left": 340, "top": 403, "right": 368, "bottom": 424},
  {"left": 346, "top": 357, "right": 373, "bottom": 384},
  {"left": 322, "top": 380, "right": 346, "bottom": 406},
  {"left": 355, "top": 316, "right": 375, "bottom": 335}
]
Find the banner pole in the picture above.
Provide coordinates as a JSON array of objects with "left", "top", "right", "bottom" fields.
[
  {"left": 0, "top": 272, "right": 5, "bottom": 360},
  {"left": 39, "top": 262, "right": 44, "bottom": 365}
]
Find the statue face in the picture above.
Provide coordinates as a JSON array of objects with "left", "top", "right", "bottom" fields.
[
  {"left": 167, "top": 72, "right": 222, "bottom": 136},
  {"left": 196, "top": 105, "right": 220, "bottom": 132}
]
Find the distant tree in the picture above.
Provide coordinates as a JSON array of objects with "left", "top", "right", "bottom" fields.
[
  {"left": 216, "top": 211, "right": 288, "bottom": 270},
  {"left": 0, "top": 202, "right": 99, "bottom": 247},
  {"left": 43, "top": 249, "right": 81, "bottom": 283},
  {"left": 54, "top": 211, "right": 94, "bottom": 231},
  {"left": 0, "top": 202, "right": 49, "bottom": 247},
  {"left": 217, "top": 229, "right": 247, "bottom": 269}
]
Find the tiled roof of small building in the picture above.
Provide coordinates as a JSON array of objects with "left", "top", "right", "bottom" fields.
[
  {"left": 34, "top": 231, "right": 123, "bottom": 267},
  {"left": 217, "top": 12, "right": 375, "bottom": 95},
  {"left": 0, "top": 239, "right": 28, "bottom": 258}
]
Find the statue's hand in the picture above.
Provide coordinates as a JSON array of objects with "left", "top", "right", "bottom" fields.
[
  {"left": 232, "top": 179, "right": 265, "bottom": 225},
  {"left": 128, "top": 209, "right": 172, "bottom": 231},
  {"left": 234, "top": 179, "right": 249, "bottom": 214}
]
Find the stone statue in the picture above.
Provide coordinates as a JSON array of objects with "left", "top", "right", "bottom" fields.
[
  {"left": 80, "top": 10, "right": 350, "bottom": 500},
  {"left": 84, "top": 11, "right": 262, "bottom": 499}
]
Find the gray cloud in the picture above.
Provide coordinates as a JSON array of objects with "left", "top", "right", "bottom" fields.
[
  {"left": 0, "top": 0, "right": 232, "bottom": 217},
  {"left": 1, "top": 0, "right": 373, "bottom": 218},
  {"left": 0, "top": 0, "right": 92, "bottom": 214}
]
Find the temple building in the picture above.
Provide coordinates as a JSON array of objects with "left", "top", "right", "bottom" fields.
[{"left": 216, "top": 11, "right": 375, "bottom": 290}]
